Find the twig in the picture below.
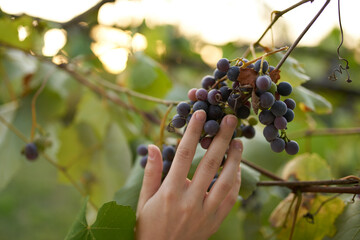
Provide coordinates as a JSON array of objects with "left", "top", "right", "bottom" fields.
[
  {"left": 257, "top": 178, "right": 359, "bottom": 187},
  {"left": 275, "top": 0, "right": 331, "bottom": 70},
  {"left": 289, "top": 192, "right": 302, "bottom": 240},
  {"left": 241, "top": 158, "right": 285, "bottom": 181},
  {"left": 289, "top": 127, "right": 360, "bottom": 139},
  {"left": 242, "top": 0, "right": 315, "bottom": 57},
  {"left": 157, "top": 104, "right": 174, "bottom": 148}
]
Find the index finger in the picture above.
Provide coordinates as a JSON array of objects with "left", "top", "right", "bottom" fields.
[{"left": 165, "top": 110, "right": 206, "bottom": 185}]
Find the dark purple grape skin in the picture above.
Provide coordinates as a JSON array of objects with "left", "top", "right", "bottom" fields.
[
  {"left": 260, "top": 92, "right": 275, "bottom": 109},
  {"left": 204, "top": 120, "right": 220, "bottom": 136},
  {"left": 277, "top": 82, "right": 293, "bottom": 96},
  {"left": 254, "top": 59, "right": 269, "bottom": 73},
  {"left": 271, "top": 101, "right": 288, "bottom": 117},
  {"left": 227, "top": 94, "right": 240, "bottom": 109},
  {"left": 163, "top": 160, "right": 172, "bottom": 174},
  {"left": 201, "top": 75, "right": 216, "bottom": 89},
  {"left": 193, "top": 101, "right": 209, "bottom": 113},
  {"left": 269, "top": 66, "right": 275, "bottom": 73},
  {"left": 213, "top": 68, "right": 227, "bottom": 80},
  {"left": 196, "top": 88, "right": 208, "bottom": 101},
  {"left": 259, "top": 109, "right": 275, "bottom": 125},
  {"left": 227, "top": 66, "right": 240, "bottom": 81},
  {"left": 172, "top": 114, "right": 186, "bottom": 128},
  {"left": 219, "top": 86, "right": 231, "bottom": 101},
  {"left": 256, "top": 75, "right": 272, "bottom": 92},
  {"left": 140, "top": 155, "right": 147, "bottom": 168},
  {"left": 207, "top": 89, "right": 222, "bottom": 105},
  {"left": 274, "top": 116, "right": 287, "bottom": 130},
  {"left": 263, "top": 124, "right": 279, "bottom": 142},
  {"left": 283, "top": 109, "right": 295, "bottom": 122},
  {"left": 162, "top": 145, "right": 176, "bottom": 161},
  {"left": 208, "top": 178, "right": 217, "bottom": 191},
  {"left": 137, "top": 144, "right": 148, "bottom": 156},
  {"left": 217, "top": 58, "right": 230, "bottom": 72},
  {"left": 24, "top": 143, "right": 39, "bottom": 160},
  {"left": 284, "top": 98, "right": 296, "bottom": 110},
  {"left": 236, "top": 106, "right": 250, "bottom": 119},
  {"left": 208, "top": 105, "right": 223, "bottom": 120},
  {"left": 177, "top": 102, "right": 191, "bottom": 117},
  {"left": 200, "top": 137, "right": 213, "bottom": 149},
  {"left": 285, "top": 140, "right": 299, "bottom": 155},
  {"left": 271, "top": 138, "right": 285, "bottom": 153},
  {"left": 242, "top": 125, "right": 256, "bottom": 139}
]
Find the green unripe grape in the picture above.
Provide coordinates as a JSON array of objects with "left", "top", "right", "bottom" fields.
[
  {"left": 248, "top": 116, "right": 258, "bottom": 126},
  {"left": 268, "top": 81, "right": 277, "bottom": 95}
]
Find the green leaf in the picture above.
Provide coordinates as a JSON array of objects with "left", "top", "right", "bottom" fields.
[
  {"left": 123, "top": 53, "right": 172, "bottom": 111},
  {"left": 0, "top": 16, "right": 35, "bottom": 50},
  {"left": 291, "top": 86, "right": 332, "bottom": 114},
  {"left": 268, "top": 53, "right": 310, "bottom": 87},
  {"left": 281, "top": 153, "right": 332, "bottom": 181},
  {"left": 330, "top": 200, "right": 360, "bottom": 240},
  {"left": 65, "top": 199, "right": 136, "bottom": 240},
  {"left": 272, "top": 194, "right": 345, "bottom": 240},
  {"left": 239, "top": 164, "right": 260, "bottom": 199},
  {"left": 114, "top": 159, "right": 144, "bottom": 211}
]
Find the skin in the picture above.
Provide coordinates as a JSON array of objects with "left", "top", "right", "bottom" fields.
[{"left": 135, "top": 110, "right": 243, "bottom": 240}]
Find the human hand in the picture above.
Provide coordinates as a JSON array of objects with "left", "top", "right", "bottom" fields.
[{"left": 135, "top": 110, "right": 243, "bottom": 240}]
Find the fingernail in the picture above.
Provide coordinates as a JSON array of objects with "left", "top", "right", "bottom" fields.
[
  {"left": 234, "top": 139, "right": 243, "bottom": 151},
  {"left": 226, "top": 115, "right": 238, "bottom": 127},
  {"left": 195, "top": 110, "right": 206, "bottom": 121},
  {"left": 148, "top": 145, "right": 155, "bottom": 161}
]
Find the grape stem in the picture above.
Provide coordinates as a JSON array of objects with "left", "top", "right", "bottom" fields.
[
  {"left": 0, "top": 114, "right": 99, "bottom": 211},
  {"left": 275, "top": 0, "right": 331, "bottom": 70}
]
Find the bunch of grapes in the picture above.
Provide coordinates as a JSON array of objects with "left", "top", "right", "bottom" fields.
[
  {"left": 169, "top": 57, "right": 299, "bottom": 155},
  {"left": 137, "top": 144, "right": 176, "bottom": 175}
]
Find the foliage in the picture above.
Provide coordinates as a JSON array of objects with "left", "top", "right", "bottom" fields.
[{"left": 0, "top": 2, "right": 359, "bottom": 240}]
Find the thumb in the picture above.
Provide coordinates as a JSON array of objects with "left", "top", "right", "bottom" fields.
[{"left": 137, "top": 144, "right": 163, "bottom": 213}]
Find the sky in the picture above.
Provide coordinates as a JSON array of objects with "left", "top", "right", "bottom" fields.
[{"left": 0, "top": 0, "right": 358, "bottom": 73}]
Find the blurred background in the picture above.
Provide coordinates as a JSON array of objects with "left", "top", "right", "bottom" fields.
[{"left": 0, "top": 0, "right": 359, "bottom": 239}]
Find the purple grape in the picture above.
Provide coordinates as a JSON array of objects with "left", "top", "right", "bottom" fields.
[
  {"left": 219, "top": 86, "right": 231, "bottom": 101},
  {"left": 208, "top": 105, "right": 223, "bottom": 120},
  {"left": 193, "top": 101, "right": 209, "bottom": 113},
  {"left": 236, "top": 106, "right": 250, "bottom": 119},
  {"left": 214, "top": 68, "right": 227, "bottom": 80},
  {"left": 259, "top": 109, "right": 275, "bottom": 125},
  {"left": 256, "top": 75, "right": 272, "bottom": 92},
  {"left": 207, "top": 89, "right": 222, "bottom": 105},
  {"left": 188, "top": 88, "right": 197, "bottom": 102},
  {"left": 137, "top": 144, "right": 148, "bottom": 156},
  {"left": 176, "top": 102, "right": 191, "bottom": 117},
  {"left": 277, "top": 82, "right": 293, "bottom": 96},
  {"left": 269, "top": 66, "right": 275, "bottom": 73},
  {"left": 227, "top": 94, "right": 240, "bottom": 109},
  {"left": 217, "top": 58, "right": 230, "bottom": 72},
  {"left": 201, "top": 75, "right": 216, "bottom": 89},
  {"left": 270, "top": 100, "right": 287, "bottom": 117},
  {"left": 227, "top": 66, "right": 240, "bottom": 82},
  {"left": 254, "top": 59, "right": 269, "bottom": 73},
  {"left": 285, "top": 140, "right": 299, "bottom": 155},
  {"left": 23, "top": 143, "right": 39, "bottom": 160},
  {"left": 260, "top": 92, "right": 275, "bottom": 109},
  {"left": 242, "top": 125, "right": 255, "bottom": 139},
  {"left": 204, "top": 120, "right": 220, "bottom": 136},
  {"left": 271, "top": 138, "right": 285, "bottom": 153},
  {"left": 283, "top": 109, "right": 295, "bottom": 122},
  {"left": 140, "top": 155, "right": 147, "bottom": 168},
  {"left": 162, "top": 145, "right": 176, "bottom": 161},
  {"left": 208, "top": 178, "right": 217, "bottom": 191},
  {"left": 196, "top": 88, "right": 208, "bottom": 101},
  {"left": 284, "top": 98, "right": 296, "bottom": 110},
  {"left": 274, "top": 116, "right": 287, "bottom": 130},
  {"left": 200, "top": 137, "right": 213, "bottom": 149},
  {"left": 263, "top": 124, "right": 279, "bottom": 142},
  {"left": 163, "top": 160, "right": 172, "bottom": 174},
  {"left": 172, "top": 114, "right": 186, "bottom": 128}
]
